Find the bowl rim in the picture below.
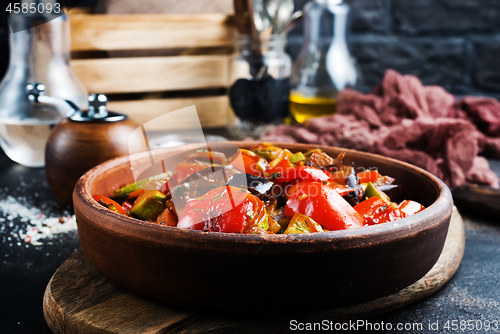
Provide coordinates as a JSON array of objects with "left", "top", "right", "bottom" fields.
[{"left": 74, "top": 141, "right": 453, "bottom": 250}]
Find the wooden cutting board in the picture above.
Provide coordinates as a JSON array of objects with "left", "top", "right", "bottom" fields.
[{"left": 43, "top": 207, "right": 465, "bottom": 334}]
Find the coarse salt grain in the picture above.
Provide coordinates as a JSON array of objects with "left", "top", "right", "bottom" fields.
[{"left": 0, "top": 196, "right": 77, "bottom": 245}]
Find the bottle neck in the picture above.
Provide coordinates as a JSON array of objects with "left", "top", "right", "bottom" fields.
[{"left": 305, "top": 1, "right": 350, "bottom": 52}]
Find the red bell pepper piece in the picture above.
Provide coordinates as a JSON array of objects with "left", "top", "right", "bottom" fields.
[
  {"left": 122, "top": 201, "right": 133, "bottom": 211},
  {"left": 286, "top": 180, "right": 352, "bottom": 198},
  {"left": 271, "top": 166, "right": 330, "bottom": 184},
  {"left": 177, "top": 186, "right": 268, "bottom": 233},
  {"left": 354, "top": 197, "right": 408, "bottom": 225},
  {"left": 357, "top": 170, "right": 382, "bottom": 184},
  {"left": 284, "top": 182, "right": 365, "bottom": 231},
  {"left": 92, "top": 194, "right": 127, "bottom": 215}
]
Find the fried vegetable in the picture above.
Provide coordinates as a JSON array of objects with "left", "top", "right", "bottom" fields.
[
  {"left": 177, "top": 186, "right": 269, "bottom": 233},
  {"left": 354, "top": 197, "right": 406, "bottom": 225},
  {"left": 364, "top": 182, "right": 391, "bottom": 202},
  {"left": 285, "top": 182, "right": 366, "bottom": 230},
  {"left": 305, "top": 149, "right": 335, "bottom": 168},
  {"left": 399, "top": 200, "right": 425, "bottom": 216},
  {"left": 171, "top": 166, "right": 236, "bottom": 213},
  {"left": 357, "top": 170, "right": 382, "bottom": 184},
  {"left": 184, "top": 149, "right": 227, "bottom": 165},
  {"left": 284, "top": 213, "right": 324, "bottom": 234},
  {"left": 353, "top": 196, "right": 387, "bottom": 225},
  {"left": 114, "top": 172, "right": 172, "bottom": 198},
  {"left": 268, "top": 216, "right": 282, "bottom": 234},
  {"left": 231, "top": 149, "right": 269, "bottom": 176},
  {"left": 270, "top": 166, "right": 330, "bottom": 184},
  {"left": 129, "top": 190, "right": 168, "bottom": 221},
  {"left": 251, "top": 142, "right": 284, "bottom": 160}
]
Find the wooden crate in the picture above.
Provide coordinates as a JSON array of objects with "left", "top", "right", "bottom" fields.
[{"left": 69, "top": 14, "right": 234, "bottom": 128}]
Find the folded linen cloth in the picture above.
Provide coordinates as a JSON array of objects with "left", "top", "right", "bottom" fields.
[{"left": 261, "top": 69, "right": 500, "bottom": 188}]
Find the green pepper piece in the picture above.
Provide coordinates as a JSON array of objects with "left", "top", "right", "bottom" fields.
[
  {"left": 364, "top": 182, "right": 390, "bottom": 202},
  {"left": 129, "top": 190, "right": 168, "bottom": 221},
  {"left": 289, "top": 152, "right": 306, "bottom": 163},
  {"left": 114, "top": 172, "right": 172, "bottom": 198}
]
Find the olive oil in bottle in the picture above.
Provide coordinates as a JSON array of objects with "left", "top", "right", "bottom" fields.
[{"left": 289, "top": 92, "right": 337, "bottom": 123}]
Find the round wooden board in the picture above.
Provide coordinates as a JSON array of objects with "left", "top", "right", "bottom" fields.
[{"left": 44, "top": 207, "right": 465, "bottom": 334}]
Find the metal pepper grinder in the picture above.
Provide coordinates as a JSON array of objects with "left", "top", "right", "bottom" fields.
[{"left": 27, "top": 83, "right": 138, "bottom": 206}]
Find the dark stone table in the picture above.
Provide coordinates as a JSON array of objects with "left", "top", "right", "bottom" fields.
[{"left": 1, "top": 146, "right": 499, "bottom": 334}]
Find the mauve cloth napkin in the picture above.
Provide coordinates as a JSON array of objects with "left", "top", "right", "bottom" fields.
[{"left": 260, "top": 69, "right": 500, "bottom": 188}]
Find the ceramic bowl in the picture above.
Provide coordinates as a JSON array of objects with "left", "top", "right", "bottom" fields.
[{"left": 73, "top": 142, "right": 453, "bottom": 313}]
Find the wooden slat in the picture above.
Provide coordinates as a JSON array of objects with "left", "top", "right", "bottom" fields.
[
  {"left": 70, "top": 14, "right": 234, "bottom": 51},
  {"left": 107, "top": 96, "right": 229, "bottom": 129},
  {"left": 71, "top": 55, "right": 230, "bottom": 94}
]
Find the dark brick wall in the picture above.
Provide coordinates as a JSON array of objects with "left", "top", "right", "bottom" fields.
[{"left": 288, "top": 0, "right": 500, "bottom": 97}]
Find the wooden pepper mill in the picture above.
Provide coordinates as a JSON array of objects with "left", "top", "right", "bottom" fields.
[{"left": 27, "top": 83, "right": 138, "bottom": 206}]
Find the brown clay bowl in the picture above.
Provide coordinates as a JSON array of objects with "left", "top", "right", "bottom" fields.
[{"left": 73, "top": 142, "right": 453, "bottom": 313}]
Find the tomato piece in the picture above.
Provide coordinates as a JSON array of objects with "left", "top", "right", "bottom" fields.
[
  {"left": 163, "top": 172, "right": 178, "bottom": 193},
  {"left": 176, "top": 161, "right": 212, "bottom": 182},
  {"left": 92, "top": 194, "right": 127, "bottom": 215},
  {"left": 284, "top": 182, "right": 365, "bottom": 231},
  {"left": 357, "top": 170, "right": 382, "bottom": 184},
  {"left": 353, "top": 197, "right": 387, "bottom": 225},
  {"left": 324, "top": 181, "right": 352, "bottom": 197},
  {"left": 271, "top": 166, "right": 330, "bottom": 184},
  {"left": 125, "top": 188, "right": 145, "bottom": 201},
  {"left": 399, "top": 200, "right": 425, "bottom": 216},
  {"left": 177, "top": 186, "right": 268, "bottom": 233}
]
